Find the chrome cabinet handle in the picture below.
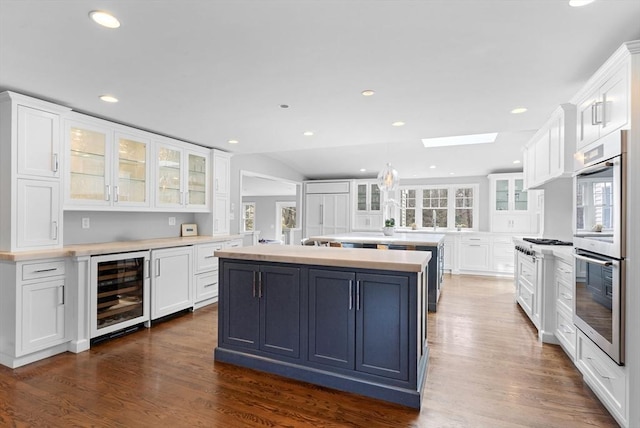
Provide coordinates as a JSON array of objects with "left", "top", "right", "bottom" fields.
[
  {"left": 349, "top": 280, "right": 353, "bottom": 310},
  {"left": 574, "top": 253, "right": 613, "bottom": 267},
  {"left": 52, "top": 153, "right": 59, "bottom": 173},
  {"left": 252, "top": 271, "right": 256, "bottom": 297},
  {"left": 155, "top": 259, "right": 160, "bottom": 277},
  {"left": 114, "top": 186, "right": 119, "bottom": 202},
  {"left": 204, "top": 254, "right": 216, "bottom": 259},
  {"left": 356, "top": 280, "right": 361, "bottom": 311},
  {"left": 559, "top": 324, "right": 573, "bottom": 334},
  {"left": 34, "top": 268, "right": 57, "bottom": 273},
  {"left": 145, "top": 259, "right": 150, "bottom": 279},
  {"left": 586, "top": 357, "right": 612, "bottom": 379},
  {"left": 52, "top": 221, "right": 58, "bottom": 240},
  {"left": 258, "top": 271, "right": 263, "bottom": 298},
  {"left": 203, "top": 282, "right": 215, "bottom": 288},
  {"left": 105, "top": 185, "right": 111, "bottom": 201},
  {"left": 560, "top": 292, "right": 572, "bottom": 300},
  {"left": 58, "top": 285, "right": 65, "bottom": 305},
  {"left": 591, "top": 101, "right": 603, "bottom": 125}
]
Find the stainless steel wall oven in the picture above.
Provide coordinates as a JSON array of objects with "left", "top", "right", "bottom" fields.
[{"left": 573, "top": 130, "right": 626, "bottom": 365}]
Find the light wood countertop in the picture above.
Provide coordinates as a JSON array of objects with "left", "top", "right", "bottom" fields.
[
  {"left": 215, "top": 244, "right": 431, "bottom": 273},
  {"left": 0, "top": 235, "right": 242, "bottom": 262}
]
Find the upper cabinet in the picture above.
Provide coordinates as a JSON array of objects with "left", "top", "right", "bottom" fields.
[
  {"left": 64, "top": 113, "right": 151, "bottom": 210},
  {"left": 154, "top": 139, "right": 210, "bottom": 212},
  {"left": 0, "top": 92, "right": 70, "bottom": 251},
  {"left": 488, "top": 173, "right": 538, "bottom": 234},
  {"left": 212, "top": 150, "right": 231, "bottom": 235},
  {"left": 352, "top": 180, "right": 383, "bottom": 231},
  {"left": 523, "top": 104, "right": 576, "bottom": 189}
]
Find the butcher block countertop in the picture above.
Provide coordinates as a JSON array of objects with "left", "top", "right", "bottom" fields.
[
  {"left": 215, "top": 244, "right": 431, "bottom": 273},
  {"left": 0, "top": 235, "right": 242, "bottom": 262}
]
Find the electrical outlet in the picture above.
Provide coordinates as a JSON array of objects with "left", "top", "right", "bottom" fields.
[
  {"left": 82, "top": 218, "right": 90, "bottom": 229},
  {"left": 168, "top": 217, "right": 176, "bottom": 226}
]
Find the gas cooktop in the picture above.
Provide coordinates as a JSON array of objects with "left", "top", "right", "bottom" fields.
[{"left": 522, "top": 238, "right": 573, "bottom": 246}]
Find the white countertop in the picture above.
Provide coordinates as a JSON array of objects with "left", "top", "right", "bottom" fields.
[
  {"left": 216, "top": 244, "right": 431, "bottom": 273},
  {"left": 512, "top": 236, "right": 574, "bottom": 262},
  {"left": 308, "top": 231, "right": 445, "bottom": 246}
]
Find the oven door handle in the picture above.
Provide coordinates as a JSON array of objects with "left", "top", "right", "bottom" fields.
[
  {"left": 574, "top": 253, "right": 613, "bottom": 267},
  {"left": 576, "top": 161, "right": 613, "bottom": 177}
]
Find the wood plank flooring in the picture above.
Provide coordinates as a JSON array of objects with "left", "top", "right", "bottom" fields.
[{"left": 0, "top": 275, "right": 618, "bottom": 427}]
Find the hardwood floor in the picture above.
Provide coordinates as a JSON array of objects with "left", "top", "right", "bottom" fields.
[{"left": 0, "top": 275, "right": 618, "bottom": 427}]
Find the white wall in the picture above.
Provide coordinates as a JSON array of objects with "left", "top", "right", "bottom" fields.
[{"left": 242, "top": 195, "right": 297, "bottom": 241}]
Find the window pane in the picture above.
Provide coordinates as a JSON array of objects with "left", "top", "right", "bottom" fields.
[
  {"left": 456, "top": 209, "right": 473, "bottom": 228},
  {"left": 422, "top": 208, "right": 448, "bottom": 228},
  {"left": 281, "top": 207, "right": 296, "bottom": 229}
]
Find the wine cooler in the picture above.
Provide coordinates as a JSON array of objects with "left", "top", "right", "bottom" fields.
[{"left": 90, "top": 251, "right": 150, "bottom": 339}]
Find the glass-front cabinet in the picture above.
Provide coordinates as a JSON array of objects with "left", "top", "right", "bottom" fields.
[
  {"left": 488, "top": 173, "right": 537, "bottom": 234},
  {"left": 155, "top": 139, "right": 209, "bottom": 211},
  {"left": 353, "top": 180, "right": 383, "bottom": 230},
  {"left": 65, "top": 114, "right": 151, "bottom": 209},
  {"left": 493, "top": 177, "right": 528, "bottom": 212}
]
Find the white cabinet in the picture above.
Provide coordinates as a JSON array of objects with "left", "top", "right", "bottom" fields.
[
  {"left": 488, "top": 173, "right": 538, "bottom": 234},
  {"left": 213, "top": 150, "right": 231, "bottom": 235},
  {"left": 64, "top": 113, "right": 152, "bottom": 210},
  {"left": 16, "top": 179, "right": 61, "bottom": 249},
  {"left": 154, "top": 139, "right": 210, "bottom": 211},
  {"left": 575, "top": 60, "right": 629, "bottom": 150},
  {"left": 554, "top": 257, "right": 576, "bottom": 360},
  {"left": 0, "top": 258, "right": 68, "bottom": 368},
  {"left": 492, "top": 236, "right": 515, "bottom": 274},
  {"left": 151, "top": 247, "right": 193, "bottom": 320},
  {"left": 515, "top": 250, "right": 540, "bottom": 329},
  {"left": 194, "top": 242, "right": 223, "bottom": 308},
  {"left": 304, "top": 181, "right": 351, "bottom": 238},
  {"left": 459, "top": 235, "right": 490, "bottom": 273},
  {"left": 0, "top": 91, "right": 69, "bottom": 252},
  {"left": 524, "top": 104, "right": 577, "bottom": 189},
  {"left": 352, "top": 180, "right": 383, "bottom": 231}
]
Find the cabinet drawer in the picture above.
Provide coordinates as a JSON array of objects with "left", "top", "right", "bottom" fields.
[
  {"left": 224, "top": 239, "right": 243, "bottom": 249},
  {"left": 196, "top": 243, "right": 222, "bottom": 273},
  {"left": 576, "top": 330, "right": 627, "bottom": 424},
  {"left": 21, "top": 260, "right": 65, "bottom": 281},
  {"left": 517, "top": 280, "right": 534, "bottom": 318},
  {"left": 518, "top": 257, "right": 536, "bottom": 288},
  {"left": 195, "top": 271, "right": 218, "bottom": 302},
  {"left": 556, "top": 278, "right": 573, "bottom": 313},
  {"left": 555, "top": 259, "right": 573, "bottom": 284},
  {"left": 555, "top": 309, "right": 576, "bottom": 360},
  {"left": 461, "top": 235, "right": 489, "bottom": 244}
]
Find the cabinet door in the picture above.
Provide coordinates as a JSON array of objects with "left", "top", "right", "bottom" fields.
[
  {"left": 513, "top": 179, "right": 528, "bottom": 211},
  {"left": 534, "top": 131, "right": 550, "bottom": 185},
  {"left": 601, "top": 63, "right": 629, "bottom": 138},
  {"left": 222, "top": 263, "right": 260, "bottom": 350},
  {"left": 459, "top": 242, "right": 490, "bottom": 271},
  {"left": 214, "top": 195, "right": 229, "bottom": 234},
  {"left": 305, "top": 194, "right": 323, "bottom": 237},
  {"left": 356, "top": 273, "right": 409, "bottom": 381},
  {"left": 576, "top": 93, "right": 601, "bottom": 149},
  {"left": 356, "top": 183, "right": 368, "bottom": 211},
  {"left": 20, "top": 278, "right": 65, "bottom": 355},
  {"left": 16, "top": 179, "right": 60, "bottom": 249},
  {"left": 548, "top": 114, "right": 563, "bottom": 178},
  {"left": 155, "top": 143, "right": 184, "bottom": 209},
  {"left": 186, "top": 151, "right": 209, "bottom": 210},
  {"left": 308, "top": 269, "right": 356, "bottom": 369},
  {"left": 151, "top": 247, "right": 193, "bottom": 320},
  {"left": 65, "top": 119, "right": 112, "bottom": 207},
  {"left": 213, "top": 153, "right": 230, "bottom": 195},
  {"left": 324, "top": 194, "right": 350, "bottom": 234},
  {"left": 195, "top": 271, "right": 218, "bottom": 303},
  {"left": 494, "top": 179, "right": 509, "bottom": 211},
  {"left": 370, "top": 183, "right": 381, "bottom": 212},
  {"left": 17, "top": 105, "right": 60, "bottom": 179},
  {"left": 114, "top": 132, "right": 150, "bottom": 207},
  {"left": 260, "top": 265, "right": 301, "bottom": 358}
]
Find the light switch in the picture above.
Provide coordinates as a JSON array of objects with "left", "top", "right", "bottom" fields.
[
  {"left": 82, "top": 218, "right": 90, "bottom": 229},
  {"left": 168, "top": 217, "right": 176, "bottom": 226}
]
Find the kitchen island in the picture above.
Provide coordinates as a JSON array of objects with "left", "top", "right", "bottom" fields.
[
  {"left": 309, "top": 232, "right": 445, "bottom": 311},
  {"left": 214, "top": 245, "right": 431, "bottom": 409}
]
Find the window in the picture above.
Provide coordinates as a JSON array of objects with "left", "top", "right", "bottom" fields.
[
  {"left": 242, "top": 202, "right": 255, "bottom": 232},
  {"left": 399, "top": 185, "right": 478, "bottom": 229}
]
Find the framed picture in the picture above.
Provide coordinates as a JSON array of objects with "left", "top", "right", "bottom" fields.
[{"left": 181, "top": 223, "right": 198, "bottom": 237}]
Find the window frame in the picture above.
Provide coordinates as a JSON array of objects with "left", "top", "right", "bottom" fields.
[
  {"left": 397, "top": 184, "right": 479, "bottom": 230},
  {"left": 242, "top": 202, "right": 256, "bottom": 233}
]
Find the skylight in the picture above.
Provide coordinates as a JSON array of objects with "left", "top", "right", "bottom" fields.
[{"left": 421, "top": 132, "right": 498, "bottom": 148}]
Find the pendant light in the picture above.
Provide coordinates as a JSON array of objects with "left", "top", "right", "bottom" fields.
[{"left": 377, "top": 162, "right": 399, "bottom": 191}]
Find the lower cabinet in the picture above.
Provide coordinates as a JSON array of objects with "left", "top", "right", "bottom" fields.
[
  {"left": 151, "top": 246, "right": 193, "bottom": 320},
  {"left": 459, "top": 236, "right": 490, "bottom": 273},
  {"left": 515, "top": 250, "right": 540, "bottom": 329},
  {"left": 221, "top": 262, "right": 301, "bottom": 358},
  {"left": 216, "top": 259, "right": 427, "bottom": 408},
  {"left": 308, "top": 269, "right": 409, "bottom": 381},
  {"left": 0, "top": 258, "right": 69, "bottom": 368}
]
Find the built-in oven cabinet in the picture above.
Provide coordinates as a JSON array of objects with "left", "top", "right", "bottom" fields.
[
  {"left": 575, "top": 60, "right": 629, "bottom": 150},
  {"left": 0, "top": 258, "right": 69, "bottom": 368},
  {"left": 576, "top": 329, "right": 628, "bottom": 427}
]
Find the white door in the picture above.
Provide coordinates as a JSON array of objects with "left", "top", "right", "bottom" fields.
[
  {"left": 151, "top": 247, "right": 193, "bottom": 320},
  {"left": 16, "top": 179, "right": 60, "bottom": 249},
  {"left": 305, "top": 194, "right": 323, "bottom": 237},
  {"left": 20, "top": 279, "right": 65, "bottom": 355},
  {"left": 17, "top": 105, "right": 60, "bottom": 179}
]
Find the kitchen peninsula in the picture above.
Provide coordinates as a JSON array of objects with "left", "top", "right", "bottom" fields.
[
  {"left": 308, "top": 232, "right": 445, "bottom": 311},
  {"left": 214, "top": 245, "right": 431, "bottom": 408}
]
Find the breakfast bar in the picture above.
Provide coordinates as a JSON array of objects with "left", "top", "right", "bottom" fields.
[{"left": 214, "top": 245, "right": 431, "bottom": 408}]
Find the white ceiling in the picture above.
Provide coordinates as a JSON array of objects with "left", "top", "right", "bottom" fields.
[{"left": 1, "top": 0, "right": 639, "bottom": 180}]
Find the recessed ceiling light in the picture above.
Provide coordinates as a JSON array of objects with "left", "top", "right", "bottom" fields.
[
  {"left": 513, "top": 160, "right": 521, "bottom": 164},
  {"left": 303, "top": 131, "right": 314, "bottom": 136},
  {"left": 449, "top": 172, "right": 455, "bottom": 175},
  {"left": 359, "top": 168, "right": 367, "bottom": 172},
  {"left": 279, "top": 104, "right": 289, "bottom": 109},
  {"left": 569, "top": 0, "right": 595, "bottom": 6},
  {"left": 227, "top": 139, "right": 239, "bottom": 144},
  {"left": 429, "top": 165, "right": 436, "bottom": 169},
  {"left": 99, "top": 95, "right": 118, "bottom": 103},
  {"left": 422, "top": 132, "right": 498, "bottom": 148},
  {"left": 511, "top": 107, "right": 528, "bottom": 114},
  {"left": 89, "top": 10, "right": 121, "bottom": 28},
  {"left": 392, "top": 121, "right": 405, "bottom": 127},
  {"left": 361, "top": 90, "right": 375, "bottom": 96}
]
